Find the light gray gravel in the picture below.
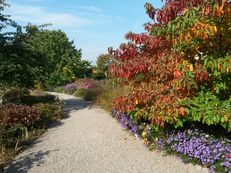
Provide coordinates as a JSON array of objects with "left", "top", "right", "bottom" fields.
[{"left": 5, "top": 93, "right": 209, "bottom": 173}]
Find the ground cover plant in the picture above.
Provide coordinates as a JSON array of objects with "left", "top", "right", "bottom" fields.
[
  {"left": 112, "top": 110, "right": 231, "bottom": 173},
  {"left": 107, "top": 0, "right": 231, "bottom": 172}
]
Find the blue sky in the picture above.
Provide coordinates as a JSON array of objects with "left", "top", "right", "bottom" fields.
[{"left": 5, "top": 0, "right": 163, "bottom": 63}]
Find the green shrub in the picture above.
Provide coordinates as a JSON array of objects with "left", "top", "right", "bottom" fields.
[
  {"left": 84, "top": 89, "right": 102, "bottom": 101},
  {"left": 34, "top": 102, "right": 63, "bottom": 124},
  {"left": 20, "top": 94, "right": 58, "bottom": 106},
  {"left": 74, "top": 89, "right": 86, "bottom": 98},
  {"left": 53, "top": 86, "right": 64, "bottom": 93},
  {"left": 0, "top": 90, "right": 4, "bottom": 98},
  {"left": 0, "top": 123, "right": 25, "bottom": 149},
  {"left": 74, "top": 88, "right": 102, "bottom": 101},
  {"left": 30, "top": 89, "right": 46, "bottom": 96},
  {"left": 2, "top": 88, "right": 58, "bottom": 107},
  {"left": 96, "top": 79, "right": 125, "bottom": 111},
  {"left": 0, "top": 91, "right": 63, "bottom": 165},
  {"left": 91, "top": 72, "right": 106, "bottom": 80},
  {"left": 180, "top": 91, "right": 231, "bottom": 131},
  {"left": 2, "top": 87, "right": 30, "bottom": 104},
  {"left": 0, "top": 96, "right": 63, "bottom": 156}
]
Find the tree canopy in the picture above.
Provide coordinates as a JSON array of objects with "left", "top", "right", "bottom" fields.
[
  {"left": 25, "top": 24, "right": 92, "bottom": 87},
  {"left": 93, "top": 54, "right": 112, "bottom": 79},
  {"left": 0, "top": 1, "right": 92, "bottom": 89},
  {"left": 96, "top": 54, "right": 112, "bottom": 74}
]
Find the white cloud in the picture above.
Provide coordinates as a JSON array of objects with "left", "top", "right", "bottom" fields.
[
  {"left": 6, "top": 3, "right": 124, "bottom": 30},
  {"left": 6, "top": 4, "right": 95, "bottom": 29},
  {"left": 4, "top": 2, "right": 125, "bottom": 63}
]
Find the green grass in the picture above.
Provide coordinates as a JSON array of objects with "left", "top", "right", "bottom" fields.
[{"left": 95, "top": 79, "right": 124, "bottom": 111}]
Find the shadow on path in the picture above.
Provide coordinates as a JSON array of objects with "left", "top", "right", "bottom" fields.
[
  {"left": 4, "top": 93, "right": 91, "bottom": 173},
  {"left": 46, "top": 94, "right": 92, "bottom": 130},
  {"left": 5, "top": 149, "right": 58, "bottom": 173},
  {"left": 62, "top": 98, "right": 92, "bottom": 118}
]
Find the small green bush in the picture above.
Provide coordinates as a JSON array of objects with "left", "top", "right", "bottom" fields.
[
  {"left": 180, "top": 91, "right": 231, "bottom": 131},
  {"left": 0, "top": 123, "right": 25, "bottom": 149},
  {"left": 74, "top": 88, "right": 102, "bottom": 101},
  {"left": 30, "top": 89, "right": 46, "bottom": 96},
  {"left": 53, "top": 86, "right": 64, "bottom": 93},
  {"left": 21, "top": 94, "right": 57, "bottom": 106},
  {"left": 34, "top": 102, "right": 63, "bottom": 124},
  {"left": 2, "top": 87, "right": 29, "bottom": 104},
  {"left": 96, "top": 79, "right": 124, "bottom": 111},
  {"left": 0, "top": 98, "right": 63, "bottom": 157},
  {"left": 0, "top": 90, "right": 63, "bottom": 165},
  {"left": 84, "top": 89, "right": 102, "bottom": 101},
  {"left": 74, "top": 89, "right": 86, "bottom": 98},
  {"left": 0, "top": 90, "right": 4, "bottom": 98}
]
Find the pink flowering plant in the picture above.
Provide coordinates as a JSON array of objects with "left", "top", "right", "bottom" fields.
[
  {"left": 75, "top": 78, "right": 99, "bottom": 90},
  {"left": 64, "top": 83, "right": 77, "bottom": 94}
]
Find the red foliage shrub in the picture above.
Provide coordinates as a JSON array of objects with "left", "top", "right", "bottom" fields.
[
  {"left": 0, "top": 104, "right": 42, "bottom": 128},
  {"left": 109, "top": 0, "right": 231, "bottom": 128}
]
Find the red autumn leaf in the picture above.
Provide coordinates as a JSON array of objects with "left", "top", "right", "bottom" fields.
[
  {"left": 218, "top": 63, "right": 221, "bottom": 72},
  {"left": 179, "top": 107, "right": 186, "bottom": 116},
  {"left": 173, "top": 70, "right": 182, "bottom": 78}
]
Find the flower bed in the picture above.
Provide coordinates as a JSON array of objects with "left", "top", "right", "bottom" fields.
[
  {"left": 61, "top": 79, "right": 102, "bottom": 101},
  {"left": 112, "top": 110, "right": 231, "bottom": 173},
  {"left": 64, "top": 83, "right": 77, "bottom": 94},
  {"left": 75, "top": 78, "right": 99, "bottom": 90}
]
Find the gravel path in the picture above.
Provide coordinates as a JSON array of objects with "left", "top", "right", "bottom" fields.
[{"left": 5, "top": 93, "right": 208, "bottom": 173}]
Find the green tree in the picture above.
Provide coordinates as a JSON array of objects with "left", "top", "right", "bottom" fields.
[
  {"left": 0, "top": 28, "right": 48, "bottom": 88},
  {"left": 0, "top": 0, "right": 17, "bottom": 43},
  {"left": 24, "top": 24, "right": 91, "bottom": 87},
  {"left": 0, "top": 1, "right": 44, "bottom": 88},
  {"left": 95, "top": 54, "right": 112, "bottom": 79},
  {"left": 0, "top": 1, "right": 91, "bottom": 89}
]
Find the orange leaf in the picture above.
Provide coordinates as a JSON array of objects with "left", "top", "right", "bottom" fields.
[
  {"left": 174, "top": 70, "right": 182, "bottom": 79},
  {"left": 179, "top": 107, "right": 186, "bottom": 116}
]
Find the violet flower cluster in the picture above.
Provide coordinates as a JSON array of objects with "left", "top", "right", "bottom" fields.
[
  {"left": 64, "top": 79, "right": 100, "bottom": 93},
  {"left": 76, "top": 79, "right": 99, "bottom": 90},
  {"left": 112, "top": 110, "right": 231, "bottom": 173},
  {"left": 112, "top": 110, "right": 139, "bottom": 137},
  {"left": 64, "top": 83, "right": 77, "bottom": 93},
  {"left": 162, "top": 129, "right": 231, "bottom": 173}
]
